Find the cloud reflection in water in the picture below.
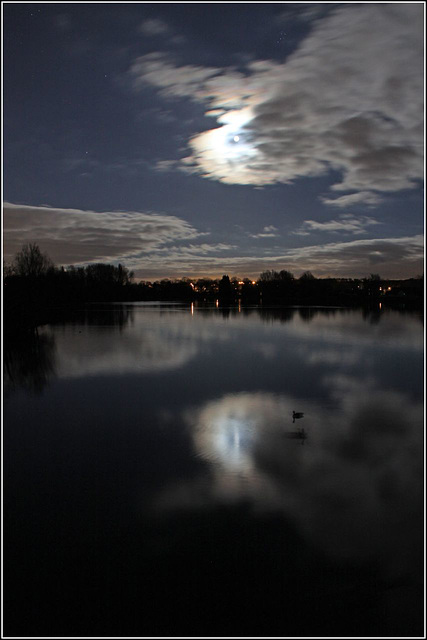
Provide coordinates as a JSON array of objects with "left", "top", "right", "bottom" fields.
[
  {"left": 155, "top": 385, "right": 423, "bottom": 584},
  {"left": 33, "top": 307, "right": 422, "bottom": 385}
]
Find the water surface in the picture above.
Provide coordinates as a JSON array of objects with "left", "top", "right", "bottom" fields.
[{"left": 4, "top": 304, "right": 424, "bottom": 636}]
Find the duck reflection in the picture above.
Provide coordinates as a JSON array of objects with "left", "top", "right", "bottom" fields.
[{"left": 285, "top": 427, "right": 307, "bottom": 443}]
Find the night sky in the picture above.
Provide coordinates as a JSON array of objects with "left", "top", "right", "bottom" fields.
[{"left": 3, "top": 2, "right": 424, "bottom": 280}]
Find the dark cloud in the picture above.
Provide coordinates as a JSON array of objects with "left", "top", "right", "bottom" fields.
[
  {"left": 3, "top": 202, "right": 204, "bottom": 266},
  {"left": 4, "top": 202, "right": 422, "bottom": 279},
  {"left": 138, "top": 18, "right": 170, "bottom": 36},
  {"left": 133, "top": 234, "right": 423, "bottom": 280}
]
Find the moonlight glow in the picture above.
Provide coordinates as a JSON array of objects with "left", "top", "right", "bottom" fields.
[
  {"left": 185, "top": 106, "right": 259, "bottom": 183},
  {"left": 192, "top": 394, "right": 260, "bottom": 473}
]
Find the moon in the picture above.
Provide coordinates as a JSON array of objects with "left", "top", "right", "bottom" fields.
[{"left": 233, "top": 135, "right": 240, "bottom": 142}]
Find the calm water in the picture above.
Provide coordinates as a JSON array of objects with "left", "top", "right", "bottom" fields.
[{"left": 4, "top": 304, "right": 424, "bottom": 637}]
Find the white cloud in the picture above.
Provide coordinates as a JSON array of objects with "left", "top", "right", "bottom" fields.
[
  {"left": 130, "top": 51, "right": 222, "bottom": 95},
  {"left": 130, "top": 4, "right": 423, "bottom": 200},
  {"left": 250, "top": 225, "right": 280, "bottom": 239},
  {"left": 320, "top": 192, "right": 384, "bottom": 208},
  {"left": 155, "top": 159, "right": 179, "bottom": 172},
  {"left": 294, "top": 214, "right": 382, "bottom": 236}
]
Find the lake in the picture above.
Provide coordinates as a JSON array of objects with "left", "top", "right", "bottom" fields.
[{"left": 3, "top": 303, "right": 424, "bottom": 637}]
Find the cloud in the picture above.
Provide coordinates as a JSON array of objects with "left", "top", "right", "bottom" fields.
[
  {"left": 250, "top": 225, "right": 280, "bottom": 239},
  {"left": 320, "top": 192, "right": 384, "bottom": 208},
  {"left": 154, "top": 159, "right": 180, "bottom": 172},
  {"left": 131, "top": 234, "right": 424, "bottom": 280},
  {"left": 278, "top": 235, "right": 424, "bottom": 277},
  {"left": 3, "top": 202, "right": 203, "bottom": 266},
  {"left": 164, "top": 243, "right": 236, "bottom": 256},
  {"left": 4, "top": 203, "right": 422, "bottom": 280},
  {"left": 129, "top": 4, "right": 423, "bottom": 199},
  {"left": 293, "top": 214, "right": 382, "bottom": 236},
  {"left": 130, "top": 51, "right": 222, "bottom": 95},
  {"left": 138, "top": 18, "right": 170, "bottom": 36},
  {"left": 278, "top": 3, "right": 332, "bottom": 24}
]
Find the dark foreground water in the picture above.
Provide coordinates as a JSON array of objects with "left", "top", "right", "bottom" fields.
[{"left": 4, "top": 304, "right": 425, "bottom": 637}]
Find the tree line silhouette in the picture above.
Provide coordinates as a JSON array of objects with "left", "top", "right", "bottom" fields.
[{"left": 4, "top": 243, "right": 424, "bottom": 331}]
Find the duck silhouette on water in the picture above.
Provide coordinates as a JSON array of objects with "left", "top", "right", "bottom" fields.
[{"left": 292, "top": 411, "right": 304, "bottom": 423}]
